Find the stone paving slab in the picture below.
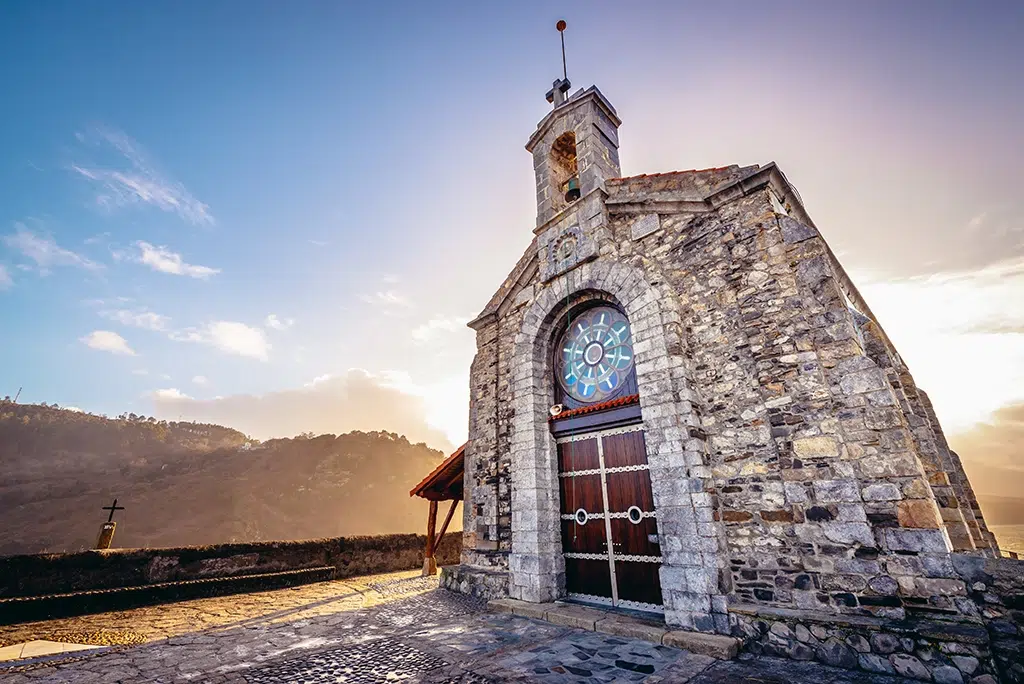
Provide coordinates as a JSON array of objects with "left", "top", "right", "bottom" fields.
[{"left": 0, "top": 572, "right": 926, "bottom": 683}]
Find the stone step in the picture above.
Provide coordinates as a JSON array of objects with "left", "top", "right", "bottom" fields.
[{"left": 487, "top": 598, "right": 739, "bottom": 660}]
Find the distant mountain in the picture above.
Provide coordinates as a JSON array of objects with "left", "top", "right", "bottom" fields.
[{"left": 0, "top": 401, "right": 449, "bottom": 556}]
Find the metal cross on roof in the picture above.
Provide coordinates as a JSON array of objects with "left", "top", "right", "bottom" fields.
[
  {"left": 546, "top": 20, "right": 572, "bottom": 107},
  {"left": 102, "top": 498, "right": 125, "bottom": 523}
]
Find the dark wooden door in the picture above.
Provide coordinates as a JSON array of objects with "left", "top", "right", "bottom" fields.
[
  {"left": 557, "top": 436, "right": 613, "bottom": 604},
  {"left": 557, "top": 426, "right": 663, "bottom": 613}
]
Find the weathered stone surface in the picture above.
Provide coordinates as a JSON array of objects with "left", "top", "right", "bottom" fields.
[
  {"left": 932, "top": 665, "right": 965, "bottom": 684},
  {"left": 862, "top": 484, "right": 902, "bottom": 501},
  {"left": 859, "top": 653, "right": 896, "bottom": 674},
  {"left": 869, "top": 632, "right": 902, "bottom": 655},
  {"left": 793, "top": 436, "right": 839, "bottom": 458},
  {"left": 595, "top": 615, "right": 668, "bottom": 642},
  {"left": 890, "top": 653, "right": 931, "bottom": 680},
  {"left": 867, "top": 575, "right": 899, "bottom": 596},
  {"left": 662, "top": 630, "right": 740, "bottom": 660},
  {"left": 544, "top": 603, "right": 607, "bottom": 630},
  {"left": 779, "top": 216, "right": 818, "bottom": 244},
  {"left": 813, "top": 480, "right": 861, "bottom": 503},
  {"left": 817, "top": 638, "right": 858, "bottom": 669},
  {"left": 897, "top": 500, "right": 943, "bottom": 529},
  {"left": 950, "top": 655, "right": 979, "bottom": 675}
]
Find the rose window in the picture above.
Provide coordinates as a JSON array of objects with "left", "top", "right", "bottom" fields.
[{"left": 556, "top": 306, "right": 635, "bottom": 403}]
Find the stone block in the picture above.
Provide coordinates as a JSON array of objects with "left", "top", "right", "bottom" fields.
[
  {"left": 793, "top": 436, "right": 839, "bottom": 458},
  {"left": 595, "top": 616, "right": 668, "bottom": 642},
  {"left": 884, "top": 528, "right": 950, "bottom": 553},
  {"left": 932, "top": 665, "right": 965, "bottom": 684},
  {"left": 813, "top": 480, "right": 861, "bottom": 503},
  {"left": 862, "top": 483, "right": 902, "bottom": 501},
  {"left": 486, "top": 598, "right": 519, "bottom": 614},
  {"left": 897, "top": 500, "right": 943, "bottom": 529},
  {"left": 662, "top": 630, "right": 740, "bottom": 659},
  {"left": 505, "top": 599, "right": 551, "bottom": 620},
  {"left": 630, "top": 213, "right": 661, "bottom": 241},
  {"left": 890, "top": 653, "right": 931, "bottom": 680},
  {"left": 840, "top": 369, "right": 887, "bottom": 395},
  {"left": 545, "top": 603, "right": 607, "bottom": 630},
  {"left": 860, "top": 653, "right": 896, "bottom": 674},
  {"left": 817, "top": 638, "right": 859, "bottom": 669}
]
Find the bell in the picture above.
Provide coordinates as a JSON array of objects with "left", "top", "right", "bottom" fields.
[{"left": 564, "top": 176, "right": 581, "bottom": 203}]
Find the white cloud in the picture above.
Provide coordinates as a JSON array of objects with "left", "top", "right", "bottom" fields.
[
  {"left": 80, "top": 330, "right": 136, "bottom": 356},
  {"left": 412, "top": 315, "right": 471, "bottom": 344},
  {"left": 264, "top": 314, "right": 294, "bottom": 331},
  {"left": 855, "top": 254, "right": 1024, "bottom": 433},
  {"left": 71, "top": 128, "right": 214, "bottom": 226},
  {"left": 148, "top": 368, "right": 452, "bottom": 449},
  {"left": 132, "top": 369, "right": 149, "bottom": 376},
  {"left": 308, "top": 239, "right": 328, "bottom": 247},
  {"left": 359, "top": 290, "right": 411, "bottom": 308},
  {"left": 3, "top": 223, "right": 102, "bottom": 275},
  {"left": 99, "top": 308, "right": 170, "bottom": 331},
  {"left": 0, "top": 264, "right": 11, "bottom": 289},
  {"left": 151, "top": 388, "right": 191, "bottom": 400},
  {"left": 192, "top": 375, "right": 208, "bottom": 386},
  {"left": 134, "top": 241, "right": 219, "bottom": 279},
  {"left": 170, "top": 321, "right": 270, "bottom": 361}
]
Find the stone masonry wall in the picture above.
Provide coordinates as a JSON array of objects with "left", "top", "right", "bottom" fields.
[
  {"left": 605, "top": 171, "right": 985, "bottom": 622},
  {"left": 731, "top": 553, "right": 1024, "bottom": 683}
]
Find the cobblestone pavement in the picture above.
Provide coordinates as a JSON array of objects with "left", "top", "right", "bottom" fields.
[{"left": 0, "top": 571, "right": 922, "bottom": 683}]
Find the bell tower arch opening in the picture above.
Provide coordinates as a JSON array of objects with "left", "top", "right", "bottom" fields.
[{"left": 549, "top": 131, "right": 580, "bottom": 214}]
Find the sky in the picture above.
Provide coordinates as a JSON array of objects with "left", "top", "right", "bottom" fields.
[{"left": 0, "top": 2, "right": 1021, "bottom": 495}]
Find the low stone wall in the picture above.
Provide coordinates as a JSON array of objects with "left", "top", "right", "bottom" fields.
[
  {"left": 0, "top": 533, "right": 461, "bottom": 599},
  {"left": 441, "top": 564, "right": 509, "bottom": 600},
  {"left": 730, "top": 553, "right": 1024, "bottom": 684}
]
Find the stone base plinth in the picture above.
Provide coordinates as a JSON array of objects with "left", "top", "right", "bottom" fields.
[
  {"left": 94, "top": 522, "right": 116, "bottom": 550},
  {"left": 440, "top": 564, "right": 509, "bottom": 600}
]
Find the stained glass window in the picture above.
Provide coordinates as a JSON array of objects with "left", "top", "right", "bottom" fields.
[{"left": 556, "top": 306, "right": 635, "bottom": 403}]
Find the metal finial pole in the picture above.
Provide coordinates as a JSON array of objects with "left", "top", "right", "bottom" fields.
[{"left": 557, "top": 20, "right": 568, "bottom": 81}]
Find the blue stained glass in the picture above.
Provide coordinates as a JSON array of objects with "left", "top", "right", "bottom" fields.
[{"left": 555, "top": 306, "right": 635, "bottom": 403}]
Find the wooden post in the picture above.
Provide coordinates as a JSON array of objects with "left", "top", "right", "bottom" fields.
[
  {"left": 423, "top": 499, "right": 438, "bottom": 576},
  {"left": 436, "top": 499, "right": 458, "bottom": 550}
]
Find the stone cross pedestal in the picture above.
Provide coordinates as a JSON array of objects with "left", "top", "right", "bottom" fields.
[{"left": 95, "top": 521, "right": 116, "bottom": 550}]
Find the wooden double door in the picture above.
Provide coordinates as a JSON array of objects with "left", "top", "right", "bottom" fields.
[{"left": 557, "top": 424, "right": 663, "bottom": 613}]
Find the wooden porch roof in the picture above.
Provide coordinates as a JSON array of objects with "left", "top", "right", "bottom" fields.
[{"left": 410, "top": 442, "right": 466, "bottom": 502}]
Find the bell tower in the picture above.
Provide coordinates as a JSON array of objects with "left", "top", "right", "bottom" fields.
[{"left": 526, "top": 22, "right": 622, "bottom": 231}]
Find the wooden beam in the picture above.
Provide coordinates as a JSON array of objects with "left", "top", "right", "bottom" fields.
[
  {"left": 422, "top": 499, "right": 438, "bottom": 576},
  {"left": 435, "top": 499, "right": 459, "bottom": 550}
]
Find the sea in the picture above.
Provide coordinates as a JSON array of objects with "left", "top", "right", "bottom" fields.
[{"left": 989, "top": 524, "right": 1024, "bottom": 556}]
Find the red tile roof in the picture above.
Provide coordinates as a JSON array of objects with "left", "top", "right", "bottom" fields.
[
  {"left": 549, "top": 394, "right": 640, "bottom": 422},
  {"left": 607, "top": 166, "right": 737, "bottom": 182},
  {"left": 410, "top": 442, "right": 466, "bottom": 501}
]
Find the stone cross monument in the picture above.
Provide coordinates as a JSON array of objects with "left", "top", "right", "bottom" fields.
[{"left": 95, "top": 498, "right": 124, "bottom": 550}]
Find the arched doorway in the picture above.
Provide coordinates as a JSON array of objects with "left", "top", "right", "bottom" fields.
[{"left": 550, "top": 303, "right": 664, "bottom": 613}]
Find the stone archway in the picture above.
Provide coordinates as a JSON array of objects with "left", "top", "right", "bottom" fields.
[{"left": 506, "top": 259, "right": 728, "bottom": 632}]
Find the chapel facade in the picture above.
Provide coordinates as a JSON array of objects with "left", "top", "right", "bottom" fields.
[{"left": 444, "top": 81, "right": 1001, "bottom": 637}]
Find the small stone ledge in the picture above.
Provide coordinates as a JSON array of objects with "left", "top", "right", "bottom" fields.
[
  {"left": 663, "top": 630, "right": 740, "bottom": 660},
  {"left": 486, "top": 600, "right": 738, "bottom": 660},
  {"left": 729, "top": 603, "right": 1003, "bottom": 682},
  {"left": 729, "top": 602, "right": 988, "bottom": 644}
]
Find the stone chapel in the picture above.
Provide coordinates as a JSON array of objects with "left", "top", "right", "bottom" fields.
[{"left": 442, "top": 78, "right": 1001, "bottom": 639}]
